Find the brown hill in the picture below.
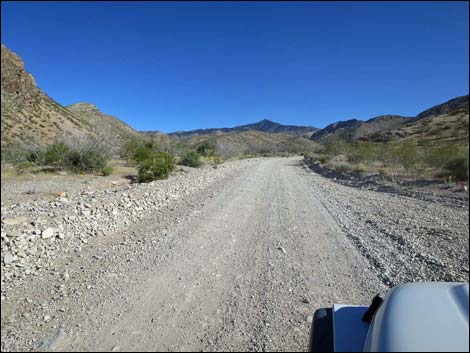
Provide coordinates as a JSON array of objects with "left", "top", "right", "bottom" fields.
[
  {"left": 172, "top": 130, "right": 321, "bottom": 159},
  {"left": 1, "top": 45, "right": 93, "bottom": 147},
  {"left": 310, "top": 95, "right": 469, "bottom": 145},
  {"left": 66, "top": 103, "right": 140, "bottom": 154},
  {"left": 415, "top": 95, "right": 469, "bottom": 120},
  {"left": 1, "top": 45, "right": 143, "bottom": 155}
]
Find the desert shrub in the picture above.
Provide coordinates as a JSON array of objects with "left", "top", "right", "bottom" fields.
[
  {"left": 442, "top": 151, "right": 469, "bottom": 181},
  {"left": 1, "top": 143, "right": 26, "bottom": 164},
  {"left": 121, "top": 138, "right": 159, "bottom": 164},
  {"left": 64, "top": 148, "right": 108, "bottom": 173},
  {"left": 25, "top": 148, "right": 46, "bottom": 166},
  {"left": 101, "top": 165, "right": 113, "bottom": 176},
  {"left": 327, "top": 160, "right": 354, "bottom": 172},
  {"left": 120, "top": 138, "right": 139, "bottom": 162},
  {"left": 239, "top": 153, "right": 257, "bottom": 160},
  {"left": 44, "top": 142, "right": 69, "bottom": 166},
  {"left": 423, "top": 145, "right": 465, "bottom": 169},
  {"left": 137, "top": 152, "right": 175, "bottom": 182},
  {"left": 16, "top": 161, "right": 35, "bottom": 174},
  {"left": 196, "top": 142, "right": 215, "bottom": 157},
  {"left": 386, "top": 141, "right": 419, "bottom": 169},
  {"left": 353, "top": 163, "right": 368, "bottom": 173},
  {"left": 180, "top": 151, "right": 202, "bottom": 167},
  {"left": 213, "top": 156, "right": 224, "bottom": 164},
  {"left": 322, "top": 138, "right": 349, "bottom": 156},
  {"left": 348, "top": 142, "right": 387, "bottom": 164},
  {"left": 317, "top": 154, "right": 330, "bottom": 164},
  {"left": 121, "top": 137, "right": 177, "bottom": 182}
]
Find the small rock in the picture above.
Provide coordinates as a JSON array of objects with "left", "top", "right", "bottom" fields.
[
  {"left": 2, "top": 217, "right": 28, "bottom": 226},
  {"left": 306, "top": 315, "right": 313, "bottom": 323},
  {"left": 41, "top": 228, "right": 55, "bottom": 239},
  {"left": 3, "top": 253, "right": 16, "bottom": 265}
]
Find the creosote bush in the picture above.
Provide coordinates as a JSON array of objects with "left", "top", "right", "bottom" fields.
[
  {"left": 196, "top": 142, "right": 215, "bottom": 157},
  {"left": 180, "top": 151, "right": 202, "bottom": 167},
  {"left": 121, "top": 137, "right": 176, "bottom": 182},
  {"left": 101, "top": 165, "right": 114, "bottom": 176},
  {"left": 137, "top": 152, "right": 175, "bottom": 182},
  {"left": 4, "top": 138, "right": 112, "bottom": 175},
  {"left": 442, "top": 152, "right": 469, "bottom": 181}
]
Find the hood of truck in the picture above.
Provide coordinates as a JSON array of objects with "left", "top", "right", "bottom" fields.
[{"left": 363, "top": 282, "right": 469, "bottom": 352}]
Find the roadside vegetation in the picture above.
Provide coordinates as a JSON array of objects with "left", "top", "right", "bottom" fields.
[
  {"left": 1, "top": 138, "right": 113, "bottom": 176},
  {"left": 179, "top": 151, "right": 203, "bottom": 168},
  {"left": 121, "top": 138, "right": 176, "bottom": 182},
  {"left": 305, "top": 137, "right": 469, "bottom": 182}
]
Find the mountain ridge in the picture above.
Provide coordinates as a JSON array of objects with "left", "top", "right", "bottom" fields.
[
  {"left": 309, "top": 95, "right": 469, "bottom": 143},
  {"left": 165, "top": 118, "right": 319, "bottom": 138}
]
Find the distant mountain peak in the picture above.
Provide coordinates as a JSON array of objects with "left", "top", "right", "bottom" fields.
[
  {"left": 165, "top": 119, "right": 318, "bottom": 138},
  {"left": 259, "top": 118, "right": 275, "bottom": 123}
]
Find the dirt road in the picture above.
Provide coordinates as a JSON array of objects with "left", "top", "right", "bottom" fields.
[
  {"left": 66, "top": 157, "right": 380, "bottom": 352},
  {"left": 3, "top": 157, "right": 467, "bottom": 352}
]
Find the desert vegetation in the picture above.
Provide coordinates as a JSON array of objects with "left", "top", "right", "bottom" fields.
[
  {"left": 305, "top": 137, "right": 469, "bottom": 182},
  {"left": 120, "top": 137, "right": 176, "bottom": 182},
  {"left": 179, "top": 151, "right": 203, "bottom": 168},
  {"left": 1, "top": 136, "right": 113, "bottom": 176}
]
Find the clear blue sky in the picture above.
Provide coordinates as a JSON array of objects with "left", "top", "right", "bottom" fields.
[{"left": 2, "top": 1, "right": 468, "bottom": 132}]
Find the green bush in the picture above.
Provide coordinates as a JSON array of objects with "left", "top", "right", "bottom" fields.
[
  {"left": 65, "top": 148, "right": 108, "bottom": 173},
  {"left": 180, "top": 151, "right": 202, "bottom": 167},
  {"left": 25, "top": 148, "right": 46, "bottom": 166},
  {"left": 121, "top": 137, "right": 177, "bottom": 182},
  {"left": 44, "top": 142, "right": 69, "bottom": 166},
  {"left": 101, "top": 165, "right": 113, "bottom": 176},
  {"left": 2, "top": 139, "right": 111, "bottom": 175},
  {"left": 442, "top": 152, "right": 469, "bottom": 181},
  {"left": 196, "top": 142, "right": 215, "bottom": 157},
  {"left": 423, "top": 145, "right": 465, "bottom": 169},
  {"left": 137, "top": 152, "right": 175, "bottom": 182},
  {"left": 121, "top": 138, "right": 159, "bottom": 164}
]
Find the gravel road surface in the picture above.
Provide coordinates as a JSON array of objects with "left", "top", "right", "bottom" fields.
[{"left": 2, "top": 157, "right": 467, "bottom": 352}]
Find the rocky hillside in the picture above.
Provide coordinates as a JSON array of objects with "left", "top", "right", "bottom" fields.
[
  {"left": 66, "top": 103, "right": 140, "bottom": 154},
  {"left": 1, "top": 45, "right": 93, "bottom": 147},
  {"left": 415, "top": 95, "right": 469, "bottom": 120},
  {"left": 168, "top": 119, "right": 318, "bottom": 138},
  {"left": 310, "top": 95, "right": 469, "bottom": 144},
  {"left": 178, "top": 130, "right": 321, "bottom": 158},
  {"left": 383, "top": 109, "right": 469, "bottom": 146},
  {"left": 1, "top": 45, "right": 142, "bottom": 154}
]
